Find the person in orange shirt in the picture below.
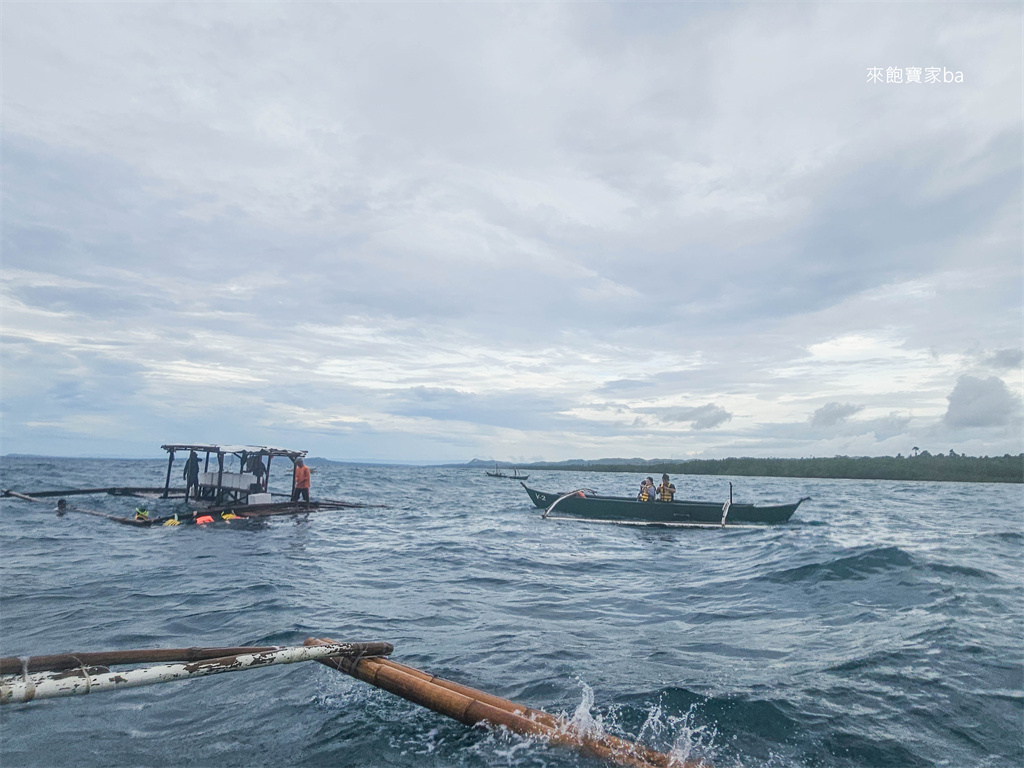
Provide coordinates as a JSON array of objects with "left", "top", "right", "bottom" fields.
[{"left": 292, "top": 458, "right": 311, "bottom": 503}]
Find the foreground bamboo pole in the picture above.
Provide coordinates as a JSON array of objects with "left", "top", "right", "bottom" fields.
[
  {"left": 305, "top": 638, "right": 701, "bottom": 768},
  {"left": 0, "top": 642, "right": 393, "bottom": 676},
  {"left": 375, "top": 657, "right": 683, "bottom": 768},
  {"left": 1, "top": 642, "right": 393, "bottom": 705}
]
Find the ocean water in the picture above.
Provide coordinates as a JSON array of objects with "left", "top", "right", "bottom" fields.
[{"left": 0, "top": 456, "right": 1021, "bottom": 767}]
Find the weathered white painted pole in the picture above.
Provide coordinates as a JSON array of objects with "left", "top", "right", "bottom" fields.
[{"left": 1, "top": 643, "right": 365, "bottom": 704}]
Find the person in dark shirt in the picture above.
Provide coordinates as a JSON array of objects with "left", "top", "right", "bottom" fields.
[
  {"left": 183, "top": 451, "right": 201, "bottom": 501},
  {"left": 247, "top": 454, "right": 267, "bottom": 491}
]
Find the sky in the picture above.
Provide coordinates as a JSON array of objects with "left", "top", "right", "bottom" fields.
[{"left": 1, "top": 1, "right": 1021, "bottom": 462}]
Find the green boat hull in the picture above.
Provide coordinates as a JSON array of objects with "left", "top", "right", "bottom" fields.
[{"left": 522, "top": 485, "right": 806, "bottom": 525}]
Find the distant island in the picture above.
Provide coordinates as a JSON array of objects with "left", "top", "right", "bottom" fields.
[{"left": 467, "top": 452, "right": 1024, "bottom": 484}]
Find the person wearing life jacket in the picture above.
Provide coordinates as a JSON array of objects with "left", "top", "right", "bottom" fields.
[
  {"left": 134, "top": 506, "right": 150, "bottom": 521},
  {"left": 194, "top": 512, "right": 214, "bottom": 525},
  {"left": 291, "top": 458, "right": 311, "bottom": 503},
  {"left": 637, "top": 479, "right": 649, "bottom": 501},
  {"left": 657, "top": 474, "right": 676, "bottom": 502}
]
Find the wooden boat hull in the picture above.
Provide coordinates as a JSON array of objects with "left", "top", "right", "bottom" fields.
[{"left": 522, "top": 485, "right": 804, "bottom": 524}]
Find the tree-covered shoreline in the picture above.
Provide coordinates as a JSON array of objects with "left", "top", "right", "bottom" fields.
[{"left": 475, "top": 453, "right": 1024, "bottom": 484}]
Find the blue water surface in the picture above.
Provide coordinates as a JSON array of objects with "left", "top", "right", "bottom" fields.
[{"left": 0, "top": 457, "right": 1021, "bottom": 767}]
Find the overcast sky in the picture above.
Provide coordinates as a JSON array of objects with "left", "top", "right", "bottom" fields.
[{"left": 2, "top": 2, "right": 1021, "bottom": 462}]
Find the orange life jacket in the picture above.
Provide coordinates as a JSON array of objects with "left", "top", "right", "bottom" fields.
[{"left": 195, "top": 515, "right": 214, "bottom": 525}]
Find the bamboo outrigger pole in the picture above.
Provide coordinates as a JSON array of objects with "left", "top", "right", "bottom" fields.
[
  {"left": 1, "top": 642, "right": 392, "bottom": 705},
  {"left": 3, "top": 638, "right": 702, "bottom": 767},
  {"left": 0, "top": 642, "right": 394, "bottom": 676},
  {"left": 1, "top": 487, "right": 185, "bottom": 499},
  {"left": 0, "top": 490, "right": 145, "bottom": 525},
  {"left": 305, "top": 638, "right": 699, "bottom": 768}
]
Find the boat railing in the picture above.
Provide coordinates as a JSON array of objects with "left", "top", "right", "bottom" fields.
[
  {"left": 720, "top": 482, "right": 733, "bottom": 527},
  {"left": 542, "top": 489, "right": 594, "bottom": 519}
]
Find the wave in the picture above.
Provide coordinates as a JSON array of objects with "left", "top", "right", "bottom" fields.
[
  {"left": 992, "top": 530, "right": 1024, "bottom": 542},
  {"left": 765, "top": 546, "right": 916, "bottom": 583},
  {"left": 821, "top": 728, "right": 933, "bottom": 767},
  {"left": 928, "top": 561, "right": 998, "bottom": 580}
]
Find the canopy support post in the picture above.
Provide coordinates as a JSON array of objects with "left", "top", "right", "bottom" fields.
[
  {"left": 216, "top": 452, "right": 225, "bottom": 506},
  {"left": 162, "top": 451, "right": 175, "bottom": 499}
]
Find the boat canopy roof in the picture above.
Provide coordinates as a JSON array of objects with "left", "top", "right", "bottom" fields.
[{"left": 161, "top": 444, "right": 307, "bottom": 459}]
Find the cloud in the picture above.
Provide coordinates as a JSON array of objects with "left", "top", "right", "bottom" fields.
[
  {"left": 863, "top": 412, "right": 913, "bottom": 441},
  {"left": 647, "top": 404, "right": 733, "bottom": 430},
  {"left": 810, "top": 402, "right": 864, "bottom": 428},
  {"left": 1, "top": 3, "right": 1021, "bottom": 460},
  {"left": 984, "top": 348, "right": 1024, "bottom": 370},
  {"left": 943, "top": 375, "right": 1019, "bottom": 429}
]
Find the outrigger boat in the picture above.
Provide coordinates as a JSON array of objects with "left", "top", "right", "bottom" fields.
[
  {"left": 522, "top": 483, "right": 809, "bottom": 526},
  {"left": 485, "top": 464, "right": 529, "bottom": 480},
  {"left": 0, "top": 443, "right": 383, "bottom": 527}
]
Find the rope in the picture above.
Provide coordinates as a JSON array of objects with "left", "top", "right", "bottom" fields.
[
  {"left": 19, "top": 657, "right": 35, "bottom": 702},
  {"left": 73, "top": 656, "right": 92, "bottom": 694},
  {"left": 341, "top": 647, "right": 367, "bottom": 676}
]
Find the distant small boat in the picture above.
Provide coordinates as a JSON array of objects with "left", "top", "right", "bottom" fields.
[
  {"left": 485, "top": 465, "right": 529, "bottom": 480},
  {"left": 521, "top": 483, "right": 808, "bottom": 526}
]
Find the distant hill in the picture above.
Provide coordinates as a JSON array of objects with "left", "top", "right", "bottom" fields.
[
  {"left": 306, "top": 457, "right": 433, "bottom": 467},
  {"left": 465, "top": 453, "right": 1024, "bottom": 484}
]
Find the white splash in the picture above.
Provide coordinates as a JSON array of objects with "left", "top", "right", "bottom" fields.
[
  {"left": 566, "top": 678, "right": 606, "bottom": 739},
  {"left": 666, "top": 703, "right": 718, "bottom": 767},
  {"left": 561, "top": 680, "right": 719, "bottom": 767}
]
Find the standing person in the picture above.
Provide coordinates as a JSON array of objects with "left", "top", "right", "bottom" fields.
[
  {"left": 246, "top": 453, "right": 267, "bottom": 491},
  {"left": 657, "top": 473, "right": 676, "bottom": 502},
  {"left": 291, "top": 458, "right": 311, "bottom": 503},
  {"left": 183, "top": 451, "right": 201, "bottom": 502}
]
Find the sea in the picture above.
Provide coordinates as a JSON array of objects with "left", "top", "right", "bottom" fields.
[{"left": 0, "top": 456, "right": 1021, "bottom": 767}]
